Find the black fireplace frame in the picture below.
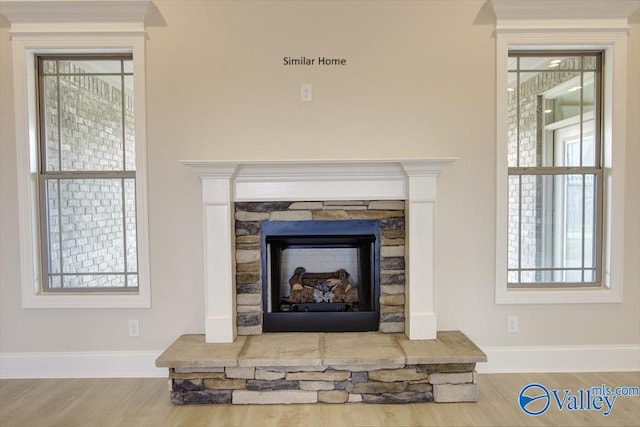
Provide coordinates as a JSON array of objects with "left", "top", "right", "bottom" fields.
[{"left": 261, "top": 220, "right": 381, "bottom": 333}]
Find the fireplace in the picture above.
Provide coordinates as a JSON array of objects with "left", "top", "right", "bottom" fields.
[
  {"left": 262, "top": 220, "right": 380, "bottom": 333},
  {"left": 235, "top": 201, "right": 406, "bottom": 335},
  {"left": 182, "top": 158, "right": 455, "bottom": 343}
]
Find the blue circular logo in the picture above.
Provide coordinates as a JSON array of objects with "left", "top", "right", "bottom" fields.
[{"left": 519, "top": 383, "right": 551, "bottom": 416}]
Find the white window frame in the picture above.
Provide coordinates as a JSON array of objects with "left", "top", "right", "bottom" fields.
[
  {"left": 3, "top": 1, "right": 151, "bottom": 308},
  {"left": 493, "top": 0, "right": 636, "bottom": 304}
]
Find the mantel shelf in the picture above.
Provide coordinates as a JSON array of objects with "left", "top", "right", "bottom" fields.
[{"left": 181, "top": 158, "right": 458, "bottom": 180}]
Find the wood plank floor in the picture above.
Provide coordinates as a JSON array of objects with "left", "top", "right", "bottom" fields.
[{"left": 1, "top": 372, "right": 638, "bottom": 426}]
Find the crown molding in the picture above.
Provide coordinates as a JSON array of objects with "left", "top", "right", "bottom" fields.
[
  {"left": 0, "top": 0, "right": 150, "bottom": 28},
  {"left": 491, "top": 0, "right": 639, "bottom": 21},
  {"left": 491, "top": 0, "right": 639, "bottom": 31}
]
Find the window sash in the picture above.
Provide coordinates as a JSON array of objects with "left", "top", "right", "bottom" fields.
[
  {"left": 506, "top": 51, "right": 604, "bottom": 289},
  {"left": 36, "top": 54, "right": 139, "bottom": 292},
  {"left": 38, "top": 173, "right": 139, "bottom": 292}
]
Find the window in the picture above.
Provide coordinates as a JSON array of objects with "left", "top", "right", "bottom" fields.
[
  {"left": 3, "top": 0, "right": 151, "bottom": 307},
  {"left": 507, "top": 51, "right": 603, "bottom": 288},
  {"left": 492, "top": 0, "right": 634, "bottom": 304},
  {"left": 37, "top": 55, "right": 139, "bottom": 292}
]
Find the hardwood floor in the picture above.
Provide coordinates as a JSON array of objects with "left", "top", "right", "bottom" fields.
[{"left": 1, "top": 372, "right": 638, "bottom": 426}]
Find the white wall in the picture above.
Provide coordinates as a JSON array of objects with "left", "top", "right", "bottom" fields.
[{"left": 1, "top": 1, "right": 638, "bottom": 374}]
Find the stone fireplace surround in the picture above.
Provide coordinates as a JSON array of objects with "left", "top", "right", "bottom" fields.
[
  {"left": 182, "top": 158, "right": 456, "bottom": 344},
  {"left": 239, "top": 203, "right": 397, "bottom": 334}
]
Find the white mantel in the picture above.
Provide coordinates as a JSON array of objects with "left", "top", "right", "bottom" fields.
[{"left": 182, "top": 158, "right": 456, "bottom": 343}]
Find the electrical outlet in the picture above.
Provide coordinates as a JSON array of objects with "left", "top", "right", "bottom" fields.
[
  {"left": 300, "top": 83, "right": 312, "bottom": 102},
  {"left": 507, "top": 315, "right": 519, "bottom": 333},
  {"left": 128, "top": 319, "right": 140, "bottom": 337}
]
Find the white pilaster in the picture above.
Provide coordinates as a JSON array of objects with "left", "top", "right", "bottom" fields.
[
  {"left": 401, "top": 161, "right": 448, "bottom": 340},
  {"left": 196, "top": 164, "right": 238, "bottom": 343}
]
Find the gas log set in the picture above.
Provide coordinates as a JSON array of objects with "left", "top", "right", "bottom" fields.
[{"left": 282, "top": 267, "right": 359, "bottom": 312}]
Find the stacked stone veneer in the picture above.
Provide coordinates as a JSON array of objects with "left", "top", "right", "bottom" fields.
[
  {"left": 169, "top": 364, "right": 478, "bottom": 405},
  {"left": 234, "top": 200, "right": 406, "bottom": 335}
]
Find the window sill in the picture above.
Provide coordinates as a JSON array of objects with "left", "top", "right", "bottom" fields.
[
  {"left": 496, "top": 285, "right": 622, "bottom": 304},
  {"left": 22, "top": 290, "right": 151, "bottom": 309}
]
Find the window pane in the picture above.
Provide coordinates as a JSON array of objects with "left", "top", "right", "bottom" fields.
[
  {"left": 545, "top": 74, "right": 592, "bottom": 125},
  {"left": 583, "top": 56, "right": 597, "bottom": 71},
  {"left": 55, "top": 76, "right": 123, "bottom": 171},
  {"left": 581, "top": 74, "right": 597, "bottom": 167},
  {"left": 46, "top": 179, "right": 61, "bottom": 274},
  {"left": 519, "top": 175, "right": 538, "bottom": 269},
  {"left": 582, "top": 72, "right": 596, "bottom": 114},
  {"left": 127, "top": 275, "right": 138, "bottom": 288},
  {"left": 583, "top": 269, "right": 595, "bottom": 282},
  {"left": 58, "top": 60, "right": 123, "bottom": 75},
  {"left": 42, "top": 60, "right": 57, "bottom": 74},
  {"left": 64, "top": 275, "right": 126, "bottom": 288},
  {"left": 49, "top": 276, "right": 62, "bottom": 289},
  {"left": 552, "top": 121, "right": 595, "bottom": 168},
  {"left": 518, "top": 270, "right": 580, "bottom": 284},
  {"left": 58, "top": 60, "right": 70, "bottom": 74},
  {"left": 508, "top": 173, "right": 598, "bottom": 284},
  {"left": 507, "top": 71, "right": 518, "bottom": 167},
  {"left": 43, "top": 76, "right": 60, "bottom": 172},
  {"left": 517, "top": 56, "right": 582, "bottom": 71},
  {"left": 583, "top": 174, "right": 597, "bottom": 268},
  {"left": 518, "top": 72, "right": 540, "bottom": 167},
  {"left": 124, "top": 60, "right": 133, "bottom": 74},
  {"left": 563, "top": 174, "right": 585, "bottom": 279},
  {"left": 124, "top": 75, "right": 136, "bottom": 171},
  {"left": 508, "top": 175, "right": 520, "bottom": 269},
  {"left": 58, "top": 75, "right": 124, "bottom": 171},
  {"left": 124, "top": 179, "right": 137, "bottom": 271},
  {"left": 58, "top": 179, "right": 125, "bottom": 274}
]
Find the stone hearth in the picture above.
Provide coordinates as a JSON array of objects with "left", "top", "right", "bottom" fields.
[{"left": 156, "top": 330, "right": 487, "bottom": 405}]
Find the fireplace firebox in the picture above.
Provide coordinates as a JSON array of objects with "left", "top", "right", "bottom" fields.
[{"left": 261, "top": 220, "right": 380, "bottom": 333}]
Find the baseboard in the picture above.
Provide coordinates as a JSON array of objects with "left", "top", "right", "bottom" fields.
[
  {"left": 2, "top": 345, "right": 639, "bottom": 378},
  {"left": 477, "top": 345, "right": 640, "bottom": 373},
  {"left": 0, "top": 350, "right": 166, "bottom": 379}
]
